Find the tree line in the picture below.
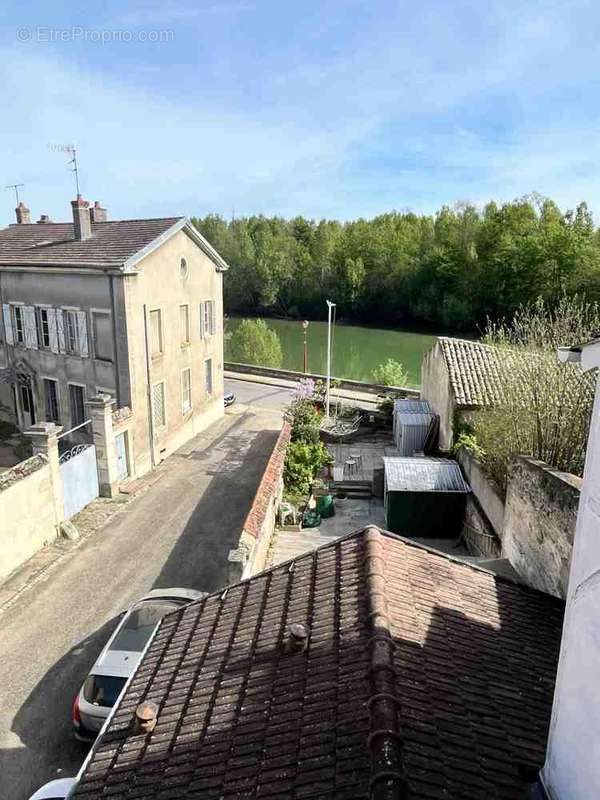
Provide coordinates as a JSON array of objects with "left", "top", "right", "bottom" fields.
[{"left": 192, "top": 194, "right": 600, "bottom": 330}]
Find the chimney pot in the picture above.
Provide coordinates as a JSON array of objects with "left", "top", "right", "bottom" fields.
[
  {"left": 71, "top": 195, "right": 92, "bottom": 240},
  {"left": 36, "top": 214, "right": 51, "bottom": 224},
  {"left": 15, "top": 202, "right": 31, "bottom": 224},
  {"left": 90, "top": 200, "right": 107, "bottom": 224},
  {"left": 133, "top": 701, "right": 158, "bottom": 734},
  {"left": 286, "top": 623, "right": 309, "bottom": 653}
]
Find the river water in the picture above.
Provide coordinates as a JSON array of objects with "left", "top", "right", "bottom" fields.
[{"left": 225, "top": 317, "right": 440, "bottom": 387}]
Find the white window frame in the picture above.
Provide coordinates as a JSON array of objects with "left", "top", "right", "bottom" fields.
[
  {"left": 36, "top": 306, "right": 52, "bottom": 350},
  {"left": 42, "top": 377, "right": 60, "bottom": 423},
  {"left": 181, "top": 368, "right": 192, "bottom": 414},
  {"left": 149, "top": 308, "right": 163, "bottom": 357},
  {"left": 180, "top": 304, "right": 190, "bottom": 345},
  {"left": 12, "top": 304, "right": 25, "bottom": 345},
  {"left": 68, "top": 382, "right": 87, "bottom": 428},
  {"left": 204, "top": 358, "right": 213, "bottom": 396},
  {"left": 151, "top": 380, "right": 167, "bottom": 431}
]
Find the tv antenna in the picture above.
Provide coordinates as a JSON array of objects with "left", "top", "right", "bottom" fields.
[
  {"left": 5, "top": 183, "right": 25, "bottom": 205},
  {"left": 49, "top": 143, "right": 81, "bottom": 196}
]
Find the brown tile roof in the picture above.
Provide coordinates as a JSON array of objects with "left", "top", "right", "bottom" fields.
[
  {"left": 437, "top": 337, "right": 506, "bottom": 407},
  {"left": 71, "top": 528, "right": 563, "bottom": 800},
  {"left": 0, "top": 218, "right": 182, "bottom": 267}
]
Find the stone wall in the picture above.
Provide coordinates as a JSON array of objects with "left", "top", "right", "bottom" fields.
[
  {"left": 457, "top": 446, "right": 505, "bottom": 537},
  {"left": 420, "top": 341, "right": 456, "bottom": 450},
  {"left": 503, "top": 455, "right": 581, "bottom": 598},
  {"left": 0, "top": 454, "right": 58, "bottom": 583},
  {"left": 228, "top": 421, "right": 292, "bottom": 582}
]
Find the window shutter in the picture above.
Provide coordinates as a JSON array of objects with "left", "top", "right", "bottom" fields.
[
  {"left": 24, "top": 306, "right": 38, "bottom": 349},
  {"left": 199, "top": 303, "right": 205, "bottom": 338},
  {"left": 56, "top": 310, "right": 66, "bottom": 353},
  {"left": 47, "top": 309, "right": 59, "bottom": 353},
  {"left": 210, "top": 301, "right": 216, "bottom": 335},
  {"left": 77, "top": 311, "right": 89, "bottom": 357},
  {"left": 2, "top": 304, "right": 13, "bottom": 345}
]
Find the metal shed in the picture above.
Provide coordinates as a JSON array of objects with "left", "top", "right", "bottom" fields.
[
  {"left": 383, "top": 457, "right": 469, "bottom": 537},
  {"left": 394, "top": 411, "right": 438, "bottom": 455}
]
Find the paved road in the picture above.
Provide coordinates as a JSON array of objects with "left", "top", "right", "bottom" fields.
[
  {"left": 0, "top": 407, "right": 281, "bottom": 800},
  {"left": 225, "top": 377, "right": 295, "bottom": 409}
]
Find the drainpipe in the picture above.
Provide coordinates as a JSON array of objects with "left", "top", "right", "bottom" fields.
[
  {"left": 142, "top": 304, "right": 156, "bottom": 468},
  {"left": 108, "top": 274, "right": 121, "bottom": 406}
]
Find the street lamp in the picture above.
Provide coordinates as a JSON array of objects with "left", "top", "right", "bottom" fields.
[
  {"left": 325, "top": 301, "right": 336, "bottom": 419},
  {"left": 302, "top": 320, "right": 309, "bottom": 373}
]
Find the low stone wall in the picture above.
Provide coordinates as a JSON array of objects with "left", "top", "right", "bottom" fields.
[
  {"left": 0, "top": 455, "right": 59, "bottom": 584},
  {"left": 503, "top": 455, "right": 581, "bottom": 598},
  {"left": 228, "top": 422, "right": 292, "bottom": 582},
  {"left": 225, "top": 362, "right": 420, "bottom": 398},
  {"left": 457, "top": 446, "right": 505, "bottom": 537}
]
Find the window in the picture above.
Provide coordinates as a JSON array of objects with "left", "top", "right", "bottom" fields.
[
  {"left": 204, "top": 358, "right": 213, "bottom": 395},
  {"left": 152, "top": 381, "right": 166, "bottom": 429},
  {"left": 180, "top": 257, "right": 188, "bottom": 280},
  {"left": 65, "top": 310, "right": 78, "bottom": 353},
  {"left": 43, "top": 379, "right": 60, "bottom": 423},
  {"left": 36, "top": 308, "right": 51, "bottom": 349},
  {"left": 92, "top": 311, "right": 112, "bottom": 361},
  {"left": 61, "top": 309, "right": 89, "bottom": 356},
  {"left": 69, "top": 384, "right": 85, "bottom": 427},
  {"left": 201, "top": 300, "right": 215, "bottom": 337},
  {"left": 181, "top": 368, "right": 192, "bottom": 413},
  {"left": 13, "top": 306, "right": 24, "bottom": 344},
  {"left": 149, "top": 309, "right": 162, "bottom": 357},
  {"left": 180, "top": 304, "right": 190, "bottom": 344},
  {"left": 83, "top": 675, "right": 127, "bottom": 708}
]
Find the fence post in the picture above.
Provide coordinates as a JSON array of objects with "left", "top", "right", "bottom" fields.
[
  {"left": 24, "top": 422, "right": 64, "bottom": 528},
  {"left": 86, "top": 394, "right": 120, "bottom": 498}
]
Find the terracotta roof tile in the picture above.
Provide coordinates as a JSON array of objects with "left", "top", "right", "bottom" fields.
[
  {"left": 0, "top": 218, "right": 182, "bottom": 267},
  {"left": 437, "top": 337, "right": 506, "bottom": 407},
  {"left": 72, "top": 528, "right": 563, "bottom": 799}
]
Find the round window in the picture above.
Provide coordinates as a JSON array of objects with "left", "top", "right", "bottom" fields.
[{"left": 180, "top": 257, "right": 188, "bottom": 279}]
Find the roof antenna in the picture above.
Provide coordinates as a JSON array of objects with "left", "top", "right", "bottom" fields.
[
  {"left": 49, "top": 143, "right": 81, "bottom": 196},
  {"left": 5, "top": 183, "right": 25, "bottom": 204}
]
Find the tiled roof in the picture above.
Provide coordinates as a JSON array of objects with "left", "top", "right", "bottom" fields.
[
  {"left": 72, "top": 528, "right": 563, "bottom": 800},
  {"left": 437, "top": 337, "right": 505, "bottom": 407},
  {"left": 0, "top": 218, "right": 182, "bottom": 267}
]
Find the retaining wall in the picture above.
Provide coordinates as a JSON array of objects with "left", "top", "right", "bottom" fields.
[{"left": 228, "top": 421, "right": 292, "bottom": 582}]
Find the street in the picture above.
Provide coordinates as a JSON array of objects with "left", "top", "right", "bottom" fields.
[{"left": 0, "top": 401, "right": 281, "bottom": 800}]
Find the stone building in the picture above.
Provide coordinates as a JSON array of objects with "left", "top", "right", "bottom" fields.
[
  {"left": 0, "top": 196, "right": 228, "bottom": 481},
  {"left": 421, "top": 336, "right": 504, "bottom": 449}
]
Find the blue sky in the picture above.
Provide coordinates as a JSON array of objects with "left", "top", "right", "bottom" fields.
[{"left": 0, "top": 0, "right": 599, "bottom": 223}]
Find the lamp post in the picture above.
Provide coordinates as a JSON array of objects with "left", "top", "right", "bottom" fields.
[
  {"left": 325, "top": 300, "right": 335, "bottom": 419},
  {"left": 302, "top": 320, "right": 309, "bottom": 373}
]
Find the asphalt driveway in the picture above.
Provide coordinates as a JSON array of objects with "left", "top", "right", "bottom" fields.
[{"left": 0, "top": 405, "right": 281, "bottom": 800}]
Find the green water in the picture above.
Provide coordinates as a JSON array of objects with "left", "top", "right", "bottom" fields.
[{"left": 226, "top": 317, "right": 439, "bottom": 387}]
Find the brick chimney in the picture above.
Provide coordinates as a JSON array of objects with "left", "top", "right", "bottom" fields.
[
  {"left": 71, "top": 195, "right": 91, "bottom": 240},
  {"left": 15, "top": 202, "right": 31, "bottom": 224},
  {"left": 36, "top": 214, "right": 51, "bottom": 224},
  {"left": 90, "top": 201, "right": 107, "bottom": 223}
]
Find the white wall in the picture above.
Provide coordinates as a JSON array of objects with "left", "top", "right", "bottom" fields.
[{"left": 542, "top": 368, "right": 600, "bottom": 798}]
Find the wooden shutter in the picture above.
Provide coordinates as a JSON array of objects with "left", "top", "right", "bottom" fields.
[
  {"left": 199, "top": 303, "right": 205, "bottom": 338},
  {"left": 56, "top": 310, "right": 66, "bottom": 353},
  {"left": 23, "top": 306, "right": 38, "bottom": 349},
  {"left": 47, "top": 309, "right": 59, "bottom": 353},
  {"left": 209, "top": 301, "right": 216, "bottom": 335},
  {"left": 77, "top": 311, "right": 89, "bottom": 357},
  {"left": 2, "top": 304, "right": 13, "bottom": 345}
]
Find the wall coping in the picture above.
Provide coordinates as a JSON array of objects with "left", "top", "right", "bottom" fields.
[
  {"left": 224, "top": 362, "right": 420, "bottom": 397},
  {"left": 0, "top": 453, "right": 47, "bottom": 493},
  {"left": 510, "top": 454, "right": 583, "bottom": 493},
  {"left": 242, "top": 422, "right": 292, "bottom": 540}
]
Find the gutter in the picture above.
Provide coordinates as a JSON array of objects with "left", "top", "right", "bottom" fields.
[{"left": 143, "top": 304, "right": 156, "bottom": 468}]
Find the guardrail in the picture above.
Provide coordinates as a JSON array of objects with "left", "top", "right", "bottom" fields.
[{"left": 224, "top": 362, "right": 420, "bottom": 398}]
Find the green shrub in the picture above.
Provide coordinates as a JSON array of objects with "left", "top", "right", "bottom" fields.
[
  {"left": 283, "top": 441, "right": 331, "bottom": 496},
  {"left": 227, "top": 318, "right": 283, "bottom": 368},
  {"left": 372, "top": 359, "right": 410, "bottom": 387},
  {"left": 285, "top": 397, "right": 322, "bottom": 444}
]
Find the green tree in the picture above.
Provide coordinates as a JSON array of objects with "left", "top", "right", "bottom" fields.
[
  {"left": 227, "top": 319, "right": 283, "bottom": 368},
  {"left": 372, "top": 359, "right": 410, "bottom": 387}
]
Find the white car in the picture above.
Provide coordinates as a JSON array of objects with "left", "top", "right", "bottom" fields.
[
  {"left": 28, "top": 778, "right": 77, "bottom": 800},
  {"left": 72, "top": 588, "right": 204, "bottom": 741}
]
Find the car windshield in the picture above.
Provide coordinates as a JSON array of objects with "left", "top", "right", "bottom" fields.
[
  {"left": 109, "top": 599, "right": 180, "bottom": 652},
  {"left": 83, "top": 674, "right": 127, "bottom": 708}
]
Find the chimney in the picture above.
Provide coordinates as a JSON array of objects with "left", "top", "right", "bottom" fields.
[
  {"left": 90, "top": 200, "right": 107, "bottom": 224},
  {"left": 36, "top": 214, "right": 51, "bottom": 224},
  {"left": 541, "top": 340, "right": 600, "bottom": 799},
  {"left": 284, "top": 623, "right": 309, "bottom": 653},
  {"left": 133, "top": 701, "right": 158, "bottom": 735},
  {"left": 71, "top": 194, "right": 91, "bottom": 240},
  {"left": 15, "top": 202, "right": 31, "bottom": 224}
]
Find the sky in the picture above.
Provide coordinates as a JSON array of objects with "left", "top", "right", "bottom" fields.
[{"left": 0, "top": 0, "right": 599, "bottom": 224}]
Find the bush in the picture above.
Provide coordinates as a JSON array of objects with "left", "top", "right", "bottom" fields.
[
  {"left": 372, "top": 359, "right": 410, "bottom": 387},
  {"left": 227, "top": 318, "right": 283, "bottom": 368},
  {"left": 283, "top": 441, "right": 331, "bottom": 496},
  {"left": 285, "top": 397, "right": 322, "bottom": 444},
  {"left": 472, "top": 296, "right": 598, "bottom": 492}
]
